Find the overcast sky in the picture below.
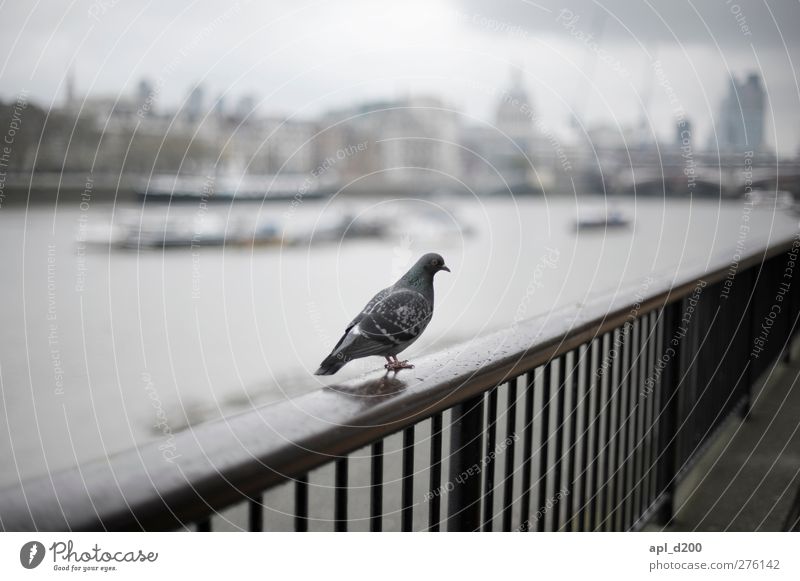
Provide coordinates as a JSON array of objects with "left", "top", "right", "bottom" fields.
[{"left": 1, "top": 0, "right": 799, "bottom": 154}]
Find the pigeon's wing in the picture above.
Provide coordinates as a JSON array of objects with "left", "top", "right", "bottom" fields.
[
  {"left": 334, "top": 289, "right": 432, "bottom": 359},
  {"left": 351, "top": 286, "right": 393, "bottom": 328},
  {"left": 357, "top": 289, "right": 432, "bottom": 347},
  {"left": 330, "top": 286, "right": 392, "bottom": 352}
]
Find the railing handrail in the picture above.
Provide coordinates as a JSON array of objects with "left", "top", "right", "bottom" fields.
[{"left": 1, "top": 231, "right": 797, "bottom": 531}]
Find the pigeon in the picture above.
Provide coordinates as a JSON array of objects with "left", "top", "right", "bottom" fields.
[{"left": 314, "top": 252, "right": 450, "bottom": 375}]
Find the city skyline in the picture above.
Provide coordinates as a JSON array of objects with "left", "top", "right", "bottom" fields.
[
  {"left": 1, "top": 64, "right": 781, "bottom": 203},
  {"left": 1, "top": 0, "right": 799, "bottom": 155}
]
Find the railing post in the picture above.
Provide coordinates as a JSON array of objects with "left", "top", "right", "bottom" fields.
[
  {"left": 654, "top": 300, "right": 682, "bottom": 526},
  {"left": 787, "top": 249, "right": 800, "bottom": 362},
  {"left": 780, "top": 247, "right": 798, "bottom": 363},
  {"left": 740, "top": 267, "right": 758, "bottom": 419},
  {"left": 447, "top": 394, "right": 485, "bottom": 532}
]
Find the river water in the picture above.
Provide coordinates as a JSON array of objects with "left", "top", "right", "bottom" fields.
[{"left": 0, "top": 194, "right": 797, "bottom": 488}]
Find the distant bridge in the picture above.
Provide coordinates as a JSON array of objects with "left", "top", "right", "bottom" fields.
[{"left": 606, "top": 151, "right": 800, "bottom": 197}]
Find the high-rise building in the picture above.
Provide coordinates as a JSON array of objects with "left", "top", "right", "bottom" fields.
[
  {"left": 719, "top": 73, "right": 765, "bottom": 151},
  {"left": 185, "top": 84, "right": 205, "bottom": 122},
  {"left": 676, "top": 119, "right": 692, "bottom": 147},
  {"left": 136, "top": 78, "right": 154, "bottom": 116},
  {"left": 65, "top": 68, "right": 76, "bottom": 107},
  {"left": 740, "top": 74, "right": 765, "bottom": 149}
]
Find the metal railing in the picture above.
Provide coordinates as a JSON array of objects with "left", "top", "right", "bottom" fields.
[{"left": 1, "top": 234, "right": 799, "bottom": 532}]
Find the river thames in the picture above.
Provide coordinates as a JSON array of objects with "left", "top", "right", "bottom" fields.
[{"left": 0, "top": 194, "right": 797, "bottom": 490}]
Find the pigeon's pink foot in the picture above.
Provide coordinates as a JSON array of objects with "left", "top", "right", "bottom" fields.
[{"left": 384, "top": 356, "right": 414, "bottom": 372}]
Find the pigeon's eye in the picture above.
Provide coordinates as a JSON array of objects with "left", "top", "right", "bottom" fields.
[{"left": 431, "top": 259, "right": 439, "bottom": 266}]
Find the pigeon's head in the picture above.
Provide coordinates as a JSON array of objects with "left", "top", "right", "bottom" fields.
[{"left": 417, "top": 252, "right": 450, "bottom": 275}]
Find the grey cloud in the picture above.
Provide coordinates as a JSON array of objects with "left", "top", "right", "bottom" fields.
[{"left": 458, "top": 0, "right": 800, "bottom": 49}]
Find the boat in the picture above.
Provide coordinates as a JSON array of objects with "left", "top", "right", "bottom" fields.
[
  {"left": 82, "top": 210, "right": 281, "bottom": 249},
  {"left": 574, "top": 209, "right": 630, "bottom": 230},
  {"left": 748, "top": 189, "right": 795, "bottom": 210},
  {"left": 135, "top": 172, "right": 333, "bottom": 203}
]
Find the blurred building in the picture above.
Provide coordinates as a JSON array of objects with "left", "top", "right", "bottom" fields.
[
  {"left": 7, "top": 67, "right": 791, "bottom": 199},
  {"left": 675, "top": 119, "right": 693, "bottom": 147},
  {"left": 719, "top": 73, "right": 765, "bottom": 152},
  {"left": 460, "top": 71, "right": 566, "bottom": 195},
  {"left": 185, "top": 84, "right": 206, "bottom": 123},
  {"left": 319, "top": 95, "right": 461, "bottom": 194},
  {"left": 220, "top": 116, "right": 319, "bottom": 175},
  {"left": 495, "top": 69, "right": 534, "bottom": 149},
  {"left": 136, "top": 79, "right": 155, "bottom": 118}
]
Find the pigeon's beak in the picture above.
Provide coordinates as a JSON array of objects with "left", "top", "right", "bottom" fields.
[{"left": 441, "top": 265, "right": 451, "bottom": 273}]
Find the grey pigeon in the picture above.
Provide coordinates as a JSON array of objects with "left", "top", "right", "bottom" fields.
[{"left": 315, "top": 252, "right": 450, "bottom": 375}]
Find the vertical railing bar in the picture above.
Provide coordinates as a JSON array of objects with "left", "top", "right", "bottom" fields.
[
  {"left": 789, "top": 250, "right": 800, "bottom": 358},
  {"left": 677, "top": 307, "right": 688, "bottom": 466},
  {"left": 720, "top": 278, "right": 732, "bottom": 418},
  {"left": 741, "top": 267, "right": 756, "bottom": 419},
  {"left": 605, "top": 328, "right": 622, "bottom": 531},
  {"left": 696, "top": 291, "right": 706, "bottom": 449},
  {"left": 655, "top": 301, "right": 682, "bottom": 525},
  {"left": 401, "top": 426, "right": 415, "bottom": 532},
  {"left": 728, "top": 284, "right": 741, "bottom": 418},
  {"left": 614, "top": 323, "right": 631, "bottom": 531},
  {"left": 634, "top": 317, "right": 647, "bottom": 527},
  {"left": 370, "top": 440, "right": 384, "bottom": 532},
  {"left": 723, "top": 280, "right": 735, "bottom": 418},
  {"left": 552, "top": 355, "right": 567, "bottom": 531},
  {"left": 650, "top": 309, "right": 665, "bottom": 508},
  {"left": 519, "top": 370, "right": 536, "bottom": 531},
  {"left": 593, "top": 333, "right": 611, "bottom": 531},
  {"left": 577, "top": 343, "right": 592, "bottom": 531},
  {"left": 447, "top": 395, "right": 485, "bottom": 532},
  {"left": 686, "top": 296, "right": 699, "bottom": 461},
  {"left": 295, "top": 475, "right": 309, "bottom": 532},
  {"left": 625, "top": 319, "right": 641, "bottom": 530},
  {"left": 502, "top": 377, "right": 518, "bottom": 531},
  {"left": 739, "top": 265, "right": 754, "bottom": 417},
  {"left": 686, "top": 301, "right": 696, "bottom": 460},
  {"left": 709, "top": 288, "right": 722, "bottom": 432},
  {"left": 586, "top": 338, "right": 601, "bottom": 531},
  {"left": 334, "top": 458, "right": 348, "bottom": 532},
  {"left": 482, "top": 386, "right": 498, "bottom": 531},
  {"left": 713, "top": 287, "right": 725, "bottom": 423},
  {"left": 650, "top": 307, "right": 665, "bottom": 502},
  {"left": 428, "top": 413, "right": 443, "bottom": 532},
  {"left": 701, "top": 289, "right": 713, "bottom": 447},
  {"left": 785, "top": 247, "right": 798, "bottom": 358},
  {"left": 565, "top": 349, "right": 580, "bottom": 531},
  {"left": 636, "top": 313, "right": 649, "bottom": 520},
  {"left": 535, "top": 361, "right": 553, "bottom": 532},
  {"left": 641, "top": 311, "right": 656, "bottom": 517},
  {"left": 248, "top": 494, "right": 263, "bottom": 532}
]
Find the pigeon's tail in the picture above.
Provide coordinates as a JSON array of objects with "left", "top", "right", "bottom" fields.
[{"left": 314, "top": 353, "right": 349, "bottom": 375}]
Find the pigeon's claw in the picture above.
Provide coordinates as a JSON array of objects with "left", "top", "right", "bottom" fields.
[{"left": 384, "top": 358, "right": 414, "bottom": 371}]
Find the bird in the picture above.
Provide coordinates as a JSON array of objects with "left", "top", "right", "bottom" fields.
[{"left": 314, "top": 252, "right": 450, "bottom": 375}]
